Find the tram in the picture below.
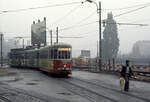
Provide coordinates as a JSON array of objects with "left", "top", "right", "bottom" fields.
[{"left": 9, "top": 43, "right": 72, "bottom": 75}]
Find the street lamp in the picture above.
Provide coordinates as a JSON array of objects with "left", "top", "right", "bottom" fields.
[
  {"left": 86, "top": 0, "right": 99, "bottom": 12},
  {"left": 86, "top": 0, "right": 102, "bottom": 71}
]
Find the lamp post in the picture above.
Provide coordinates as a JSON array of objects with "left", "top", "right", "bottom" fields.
[{"left": 86, "top": 0, "right": 102, "bottom": 71}]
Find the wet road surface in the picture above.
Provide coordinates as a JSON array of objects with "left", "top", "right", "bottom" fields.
[{"left": 0, "top": 67, "right": 150, "bottom": 102}]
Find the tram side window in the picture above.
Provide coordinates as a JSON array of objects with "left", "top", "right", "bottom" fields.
[
  {"left": 40, "top": 50, "right": 48, "bottom": 59},
  {"left": 26, "top": 53, "right": 29, "bottom": 59},
  {"left": 32, "top": 52, "right": 37, "bottom": 59},
  {"left": 36, "top": 52, "right": 38, "bottom": 59},
  {"left": 28, "top": 52, "right": 32, "bottom": 59},
  {"left": 49, "top": 48, "right": 58, "bottom": 59},
  {"left": 50, "top": 49, "right": 54, "bottom": 59},
  {"left": 54, "top": 49, "right": 58, "bottom": 59}
]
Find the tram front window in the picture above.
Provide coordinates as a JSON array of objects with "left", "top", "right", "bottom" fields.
[{"left": 58, "top": 51, "right": 70, "bottom": 59}]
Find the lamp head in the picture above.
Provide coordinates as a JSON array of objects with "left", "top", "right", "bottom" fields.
[{"left": 86, "top": 0, "right": 93, "bottom": 3}]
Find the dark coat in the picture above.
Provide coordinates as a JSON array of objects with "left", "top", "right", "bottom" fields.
[{"left": 121, "top": 66, "right": 133, "bottom": 77}]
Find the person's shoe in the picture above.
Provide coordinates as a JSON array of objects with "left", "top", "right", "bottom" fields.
[{"left": 124, "top": 89, "right": 129, "bottom": 92}]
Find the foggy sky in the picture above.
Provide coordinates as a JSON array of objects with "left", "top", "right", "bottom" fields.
[{"left": 1, "top": 0, "right": 150, "bottom": 57}]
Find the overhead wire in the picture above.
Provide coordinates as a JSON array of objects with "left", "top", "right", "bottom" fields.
[
  {"left": 4, "top": 34, "right": 83, "bottom": 39},
  {"left": 75, "top": 10, "right": 97, "bottom": 24},
  {"left": 118, "top": 26, "right": 145, "bottom": 32},
  {"left": 2, "top": 1, "right": 150, "bottom": 40},
  {"left": 130, "top": 18, "right": 150, "bottom": 23},
  {"left": 114, "top": 4, "right": 150, "bottom": 18},
  {"left": 51, "top": 3, "right": 84, "bottom": 27},
  {"left": 59, "top": 21, "right": 97, "bottom": 31},
  {"left": 57, "top": 2, "right": 150, "bottom": 32},
  {"left": 59, "top": 30, "right": 98, "bottom": 39},
  {"left": 105, "top": 22, "right": 148, "bottom": 26},
  {"left": 65, "top": 29, "right": 98, "bottom": 36},
  {"left": 59, "top": 36, "right": 83, "bottom": 38},
  {"left": 56, "top": 8, "right": 97, "bottom": 33},
  {"left": 75, "top": 30, "right": 98, "bottom": 38},
  {"left": 0, "top": 1, "right": 85, "bottom": 14},
  {"left": 103, "top": 2, "right": 150, "bottom": 11}
]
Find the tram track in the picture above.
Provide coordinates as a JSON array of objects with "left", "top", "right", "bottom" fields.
[
  {"left": 0, "top": 96, "right": 12, "bottom": 102},
  {"left": 1, "top": 67, "right": 149, "bottom": 102},
  {"left": 0, "top": 86, "right": 50, "bottom": 102},
  {"left": 38, "top": 71, "right": 150, "bottom": 102},
  {"left": 76, "top": 77, "right": 150, "bottom": 102},
  {"left": 37, "top": 73, "right": 111, "bottom": 102},
  {"left": 64, "top": 77, "right": 150, "bottom": 102},
  {"left": 58, "top": 79, "right": 118, "bottom": 102}
]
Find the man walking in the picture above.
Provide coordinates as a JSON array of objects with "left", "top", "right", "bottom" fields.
[{"left": 121, "top": 60, "right": 133, "bottom": 91}]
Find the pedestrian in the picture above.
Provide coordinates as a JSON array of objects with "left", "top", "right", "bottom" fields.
[{"left": 121, "top": 60, "right": 133, "bottom": 91}]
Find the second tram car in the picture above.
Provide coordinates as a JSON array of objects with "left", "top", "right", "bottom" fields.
[{"left": 9, "top": 43, "right": 72, "bottom": 76}]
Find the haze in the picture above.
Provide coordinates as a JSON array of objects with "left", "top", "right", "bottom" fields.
[{"left": 0, "top": 0, "right": 150, "bottom": 57}]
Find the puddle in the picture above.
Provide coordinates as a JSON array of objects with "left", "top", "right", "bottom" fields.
[
  {"left": 26, "top": 82, "right": 38, "bottom": 85},
  {"left": 31, "top": 79, "right": 40, "bottom": 82},
  {"left": 3, "top": 77, "right": 23, "bottom": 83},
  {"left": 57, "top": 92, "right": 71, "bottom": 95},
  {"left": 1, "top": 93, "right": 17, "bottom": 96}
]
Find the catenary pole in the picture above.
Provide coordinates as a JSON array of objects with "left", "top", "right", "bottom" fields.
[
  {"left": 0, "top": 33, "right": 3, "bottom": 68},
  {"left": 50, "top": 30, "right": 52, "bottom": 45},
  {"left": 56, "top": 27, "right": 58, "bottom": 43}
]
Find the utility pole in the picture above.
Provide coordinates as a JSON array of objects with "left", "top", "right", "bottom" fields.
[
  {"left": 86, "top": 0, "right": 102, "bottom": 71},
  {"left": 0, "top": 33, "right": 3, "bottom": 68},
  {"left": 50, "top": 30, "right": 52, "bottom": 45},
  {"left": 99, "top": 1, "right": 102, "bottom": 71},
  {"left": 149, "top": 61, "right": 150, "bottom": 72},
  {"left": 23, "top": 39, "right": 24, "bottom": 49},
  {"left": 97, "top": 41, "right": 99, "bottom": 71},
  {"left": 44, "top": 17, "right": 47, "bottom": 46},
  {"left": 56, "top": 27, "right": 58, "bottom": 44},
  {"left": 97, "top": 41, "right": 98, "bottom": 59}
]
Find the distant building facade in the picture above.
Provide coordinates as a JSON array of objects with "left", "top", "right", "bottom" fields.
[
  {"left": 80, "top": 50, "right": 91, "bottom": 58},
  {"left": 131, "top": 40, "right": 150, "bottom": 58}
]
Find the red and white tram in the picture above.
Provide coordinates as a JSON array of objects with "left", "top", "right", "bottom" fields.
[{"left": 39, "top": 43, "right": 72, "bottom": 75}]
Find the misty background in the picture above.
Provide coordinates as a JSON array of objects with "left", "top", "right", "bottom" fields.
[{"left": 0, "top": 0, "right": 150, "bottom": 58}]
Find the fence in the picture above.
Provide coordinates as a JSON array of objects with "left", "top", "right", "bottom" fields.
[{"left": 73, "top": 58, "right": 150, "bottom": 81}]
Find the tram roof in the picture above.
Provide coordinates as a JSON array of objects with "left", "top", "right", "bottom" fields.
[
  {"left": 40, "top": 43, "right": 72, "bottom": 50},
  {"left": 10, "top": 43, "right": 72, "bottom": 53},
  {"left": 10, "top": 47, "right": 39, "bottom": 54},
  {"left": 52, "top": 43, "right": 72, "bottom": 48}
]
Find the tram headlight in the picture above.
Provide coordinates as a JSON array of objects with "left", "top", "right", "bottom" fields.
[{"left": 64, "top": 64, "right": 67, "bottom": 68}]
